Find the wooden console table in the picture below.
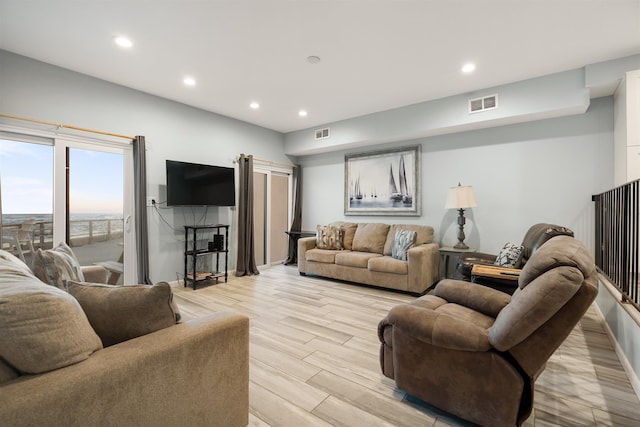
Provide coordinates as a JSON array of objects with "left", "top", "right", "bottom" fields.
[{"left": 471, "top": 264, "right": 522, "bottom": 281}]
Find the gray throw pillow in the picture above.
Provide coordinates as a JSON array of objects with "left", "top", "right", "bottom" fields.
[
  {"left": 32, "top": 242, "right": 84, "bottom": 289},
  {"left": 392, "top": 229, "right": 417, "bottom": 261}
]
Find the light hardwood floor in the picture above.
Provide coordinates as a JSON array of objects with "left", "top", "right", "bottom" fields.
[{"left": 172, "top": 265, "right": 640, "bottom": 427}]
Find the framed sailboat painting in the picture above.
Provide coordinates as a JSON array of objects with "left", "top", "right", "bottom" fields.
[{"left": 344, "top": 145, "right": 421, "bottom": 216}]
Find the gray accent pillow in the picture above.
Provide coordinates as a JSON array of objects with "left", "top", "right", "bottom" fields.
[
  {"left": 392, "top": 229, "right": 417, "bottom": 261},
  {"left": 32, "top": 242, "right": 85, "bottom": 289},
  {"left": 66, "top": 281, "right": 180, "bottom": 347},
  {"left": 494, "top": 242, "right": 524, "bottom": 268}
]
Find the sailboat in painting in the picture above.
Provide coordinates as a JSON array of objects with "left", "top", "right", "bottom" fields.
[
  {"left": 398, "top": 155, "right": 412, "bottom": 205},
  {"left": 388, "top": 156, "right": 412, "bottom": 205},
  {"left": 354, "top": 176, "right": 363, "bottom": 200},
  {"left": 389, "top": 165, "right": 402, "bottom": 201}
]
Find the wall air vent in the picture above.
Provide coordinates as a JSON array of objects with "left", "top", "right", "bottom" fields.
[
  {"left": 315, "top": 127, "right": 330, "bottom": 140},
  {"left": 469, "top": 94, "right": 498, "bottom": 114}
]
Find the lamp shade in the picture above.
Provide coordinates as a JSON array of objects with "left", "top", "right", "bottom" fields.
[{"left": 445, "top": 184, "right": 477, "bottom": 209}]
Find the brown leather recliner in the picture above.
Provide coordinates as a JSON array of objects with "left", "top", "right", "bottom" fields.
[
  {"left": 378, "top": 235, "right": 598, "bottom": 427},
  {"left": 456, "top": 223, "right": 574, "bottom": 294}
]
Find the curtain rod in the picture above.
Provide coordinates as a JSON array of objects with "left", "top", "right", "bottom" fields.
[
  {"left": 238, "top": 154, "right": 294, "bottom": 168},
  {"left": 0, "top": 113, "right": 135, "bottom": 140}
]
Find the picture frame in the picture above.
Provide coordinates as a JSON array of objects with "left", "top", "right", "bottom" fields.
[{"left": 344, "top": 145, "right": 421, "bottom": 216}]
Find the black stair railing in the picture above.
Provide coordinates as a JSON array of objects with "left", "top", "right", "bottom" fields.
[{"left": 592, "top": 179, "right": 639, "bottom": 311}]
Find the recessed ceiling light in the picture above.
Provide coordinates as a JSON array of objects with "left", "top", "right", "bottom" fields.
[
  {"left": 250, "top": 102, "right": 260, "bottom": 109},
  {"left": 183, "top": 77, "right": 196, "bottom": 86},
  {"left": 114, "top": 36, "right": 133, "bottom": 48},
  {"left": 307, "top": 56, "right": 321, "bottom": 64},
  {"left": 462, "top": 63, "right": 476, "bottom": 73},
  {"left": 298, "top": 110, "right": 308, "bottom": 117}
]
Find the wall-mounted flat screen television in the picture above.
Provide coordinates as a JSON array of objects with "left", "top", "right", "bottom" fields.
[{"left": 166, "top": 160, "right": 235, "bottom": 206}]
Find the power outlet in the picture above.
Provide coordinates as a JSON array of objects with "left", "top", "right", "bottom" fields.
[{"left": 146, "top": 196, "right": 156, "bottom": 207}]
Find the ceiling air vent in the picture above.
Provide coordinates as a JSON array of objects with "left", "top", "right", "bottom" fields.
[
  {"left": 315, "top": 127, "right": 330, "bottom": 140},
  {"left": 469, "top": 94, "right": 498, "bottom": 114}
]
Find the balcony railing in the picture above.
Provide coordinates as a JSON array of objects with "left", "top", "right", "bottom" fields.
[
  {"left": 1, "top": 218, "right": 124, "bottom": 251},
  {"left": 592, "top": 179, "right": 639, "bottom": 311}
]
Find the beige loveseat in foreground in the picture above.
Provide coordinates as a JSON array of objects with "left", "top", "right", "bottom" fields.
[
  {"left": 0, "top": 250, "right": 249, "bottom": 427},
  {"left": 298, "top": 222, "right": 439, "bottom": 294}
]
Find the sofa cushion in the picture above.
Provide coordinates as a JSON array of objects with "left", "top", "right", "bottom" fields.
[
  {"left": 0, "top": 251, "right": 103, "bottom": 374},
  {"left": 330, "top": 221, "right": 358, "bottom": 250},
  {"left": 316, "top": 225, "right": 344, "bottom": 250},
  {"left": 383, "top": 224, "right": 434, "bottom": 256},
  {"left": 306, "top": 248, "right": 342, "bottom": 264},
  {"left": 66, "top": 281, "right": 180, "bottom": 347},
  {"left": 0, "top": 358, "right": 18, "bottom": 384},
  {"left": 368, "top": 256, "right": 408, "bottom": 275},
  {"left": 32, "top": 242, "right": 85, "bottom": 289},
  {"left": 335, "top": 251, "right": 382, "bottom": 268},
  {"left": 352, "top": 223, "right": 390, "bottom": 253},
  {"left": 392, "top": 229, "right": 417, "bottom": 261},
  {"left": 494, "top": 242, "right": 524, "bottom": 268}
]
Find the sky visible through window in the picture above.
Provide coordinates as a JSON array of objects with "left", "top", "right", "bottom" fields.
[{"left": 0, "top": 139, "right": 123, "bottom": 216}]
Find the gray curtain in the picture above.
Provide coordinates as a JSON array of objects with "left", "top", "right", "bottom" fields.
[
  {"left": 236, "top": 154, "right": 259, "bottom": 276},
  {"left": 284, "top": 165, "right": 302, "bottom": 264},
  {"left": 133, "top": 135, "right": 152, "bottom": 284}
]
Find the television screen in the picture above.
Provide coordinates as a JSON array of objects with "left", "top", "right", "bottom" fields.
[{"left": 166, "top": 160, "right": 236, "bottom": 206}]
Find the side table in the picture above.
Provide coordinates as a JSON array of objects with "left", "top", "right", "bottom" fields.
[
  {"left": 284, "top": 230, "right": 315, "bottom": 265},
  {"left": 439, "top": 246, "right": 476, "bottom": 280}
]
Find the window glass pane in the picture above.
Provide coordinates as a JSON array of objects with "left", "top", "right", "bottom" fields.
[
  {"left": 68, "top": 147, "right": 124, "bottom": 284},
  {"left": 0, "top": 138, "right": 54, "bottom": 264}
]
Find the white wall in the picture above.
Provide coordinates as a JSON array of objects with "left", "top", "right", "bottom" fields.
[
  {"left": 298, "top": 96, "right": 614, "bottom": 254},
  {"left": 0, "top": 50, "right": 289, "bottom": 282}
]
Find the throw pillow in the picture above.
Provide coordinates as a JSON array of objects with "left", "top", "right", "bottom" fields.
[
  {"left": 0, "top": 275, "right": 102, "bottom": 374},
  {"left": 66, "top": 281, "right": 181, "bottom": 347},
  {"left": 316, "top": 225, "right": 344, "bottom": 250},
  {"left": 391, "top": 229, "right": 417, "bottom": 261},
  {"left": 331, "top": 222, "right": 357, "bottom": 250},
  {"left": 32, "top": 242, "right": 85, "bottom": 289},
  {"left": 352, "top": 223, "right": 390, "bottom": 254},
  {"left": 494, "top": 242, "right": 524, "bottom": 268}
]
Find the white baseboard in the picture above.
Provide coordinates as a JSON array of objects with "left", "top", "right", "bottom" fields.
[{"left": 593, "top": 280, "right": 640, "bottom": 400}]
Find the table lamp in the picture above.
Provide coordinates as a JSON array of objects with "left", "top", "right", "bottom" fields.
[{"left": 445, "top": 183, "right": 477, "bottom": 249}]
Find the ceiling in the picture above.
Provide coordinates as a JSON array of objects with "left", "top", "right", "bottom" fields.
[{"left": 1, "top": 1, "right": 639, "bottom": 134}]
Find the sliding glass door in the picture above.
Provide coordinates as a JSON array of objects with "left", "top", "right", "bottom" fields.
[
  {"left": 253, "top": 163, "right": 292, "bottom": 267},
  {"left": 0, "top": 129, "right": 134, "bottom": 283},
  {"left": 65, "top": 146, "right": 126, "bottom": 284}
]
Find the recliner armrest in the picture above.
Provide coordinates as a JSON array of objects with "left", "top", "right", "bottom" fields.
[
  {"left": 434, "top": 279, "right": 512, "bottom": 317},
  {"left": 383, "top": 303, "right": 492, "bottom": 352}
]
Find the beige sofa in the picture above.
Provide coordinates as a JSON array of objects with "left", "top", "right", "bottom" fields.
[
  {"left": 0, "top": 250, "right": 249, "bottom": 427},
  {"left": 298, "top": 222, "right": 439, "bottom": 294}
]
